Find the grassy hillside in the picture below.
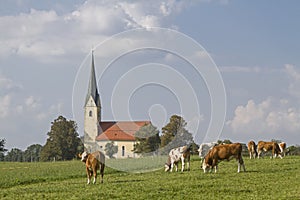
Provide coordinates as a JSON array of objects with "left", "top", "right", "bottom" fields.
[{"left": 0, "top": 156, "right": 299, "bottom": 199}]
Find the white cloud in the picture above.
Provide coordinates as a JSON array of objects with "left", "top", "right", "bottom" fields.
[
  {"left": 0, "top": 73, "right": 23, "bottom": 91},
  {"left": 0, "top": 0, "right": 192, "bottom": 62},
  {"left": 227, "top": 98, "right": 300, "bottom": 139},
  {"left": 25, "top": 96, "right": 41, "bottom": 110},
  {"left": 0, "top": 95, "right": 11, "bottom": 118},
  {"left": 285, "top": 64, "right": 300, "bottom": 100}
]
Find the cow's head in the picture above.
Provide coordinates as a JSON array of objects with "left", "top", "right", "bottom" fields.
[
  {"left": 202, "top": 161, "right": 210, "bottom": 173},
  {"left": 80, "top": 151, "right": 89, "bottom": 162},
  {"left": 201, "top": 156, "right": 212, "bottom": 173}
]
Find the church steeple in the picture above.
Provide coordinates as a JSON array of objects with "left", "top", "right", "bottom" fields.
[
  {"left": 84, "top": 51, "right": 101, "bottom": 152},
  {"left": 85, "top": 51, "right": 101, "bottom": 108}
]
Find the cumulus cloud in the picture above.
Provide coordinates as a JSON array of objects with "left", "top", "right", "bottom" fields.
[
  {"left": 0, "top": 71, "right": 62, "bottom": 121},
  {"left": 0, "top": 0, "right": 192, "bottom": 61},
  {"left": 0, "top": 95, "right": 11, "bottom": 118},
  {"left": 285, "top": 64, "right": 300, "bottom": 100},
  {"left": 227, "top": 97, "right": 300, "bottom": 137}
]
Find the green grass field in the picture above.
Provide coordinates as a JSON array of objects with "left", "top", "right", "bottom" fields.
[{"left": 0, "top": 156, "right": 299, "bottom": 199}]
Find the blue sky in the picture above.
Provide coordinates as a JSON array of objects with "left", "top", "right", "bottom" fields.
[{"left": 0, "top": 0, "right": 299, "bottom": 150}]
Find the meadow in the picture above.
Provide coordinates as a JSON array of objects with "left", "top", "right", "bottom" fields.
[{"left": 0, "top": 156, "right": 299, "bottom": 199}]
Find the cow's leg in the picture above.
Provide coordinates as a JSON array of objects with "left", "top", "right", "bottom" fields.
[
  {"left": 100, "top": 164, "right": 105, "bottom": 183},
  {"left": 170, "top": 162, "right": 174, "bottom": 172},
  {"left": 212, "top": 159, "right": 218, "bottom": 173},
  {"left": 86, "top": 168, "right": 91, "bottom": 184},
  {"left": 257, "top": 150, "right": 261, "bottom": 159},
  {"left": 175, "top": 162, "right": 178, "bottom": 172},
  {"left": 271, "top": 150, "right": 275, "bottom": 159},
  {"left": 93, "top": 168, "right": 97, "bottom": 184},
  {"left": 214, "top": 165, "right": 218, "bottom": 173},
  {"left": 237, "top": 157, "right": 245, "bottom": 173},
  {"left": 181, "top": 157, "right": 185, "bottom": 172}
]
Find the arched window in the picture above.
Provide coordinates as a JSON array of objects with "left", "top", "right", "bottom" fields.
[
  {"left": 122, "top": 146, "right": 125, "bottom": 157},
  {"left": 89, "top": 110, "right": 92, "bottom": 117}
]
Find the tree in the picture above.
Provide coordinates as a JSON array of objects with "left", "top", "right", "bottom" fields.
[
  {"left": 5, "top": 148, "right": 24, "bottom": 162},
  {"left": 24, "top": 144, "right": 43, "bottom": 162},
  {"left": 105, "top": 142, "right": 118, "bottom": 158},
  {"left": 189, "top": 142, "right": 199, "bottom": 155},
  {"left": 0, "top": 138, "right": 7, "bottom": 161},
  {"left": 133, "top": 124, "right": 160, "bottom": 156},
  {"left": 160, "top": 115, "right": 194, "bottom": 154},
  {"left": 217, "top": 139, "right": 232, "bottom": 144},
  {"left": 40, "top": 116, "right": 82, "bottom": 161}
]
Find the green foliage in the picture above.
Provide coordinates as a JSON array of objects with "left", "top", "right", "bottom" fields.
[
  {"left": 189, "top": 142, "right": 199, "bottom": 155},
  {"left": 217, "top": 139, "right": 232, "bottom": 144},
  {"left": 0, "top": 138, "right": 7, "bottom": 153},
  {"left": 24, "top": 144, "right": 43, "bottom": 162},
  {"left": 133, "top": 124, "right": 160, "bottom": 155},
  {"left": 4, "top": 148, "right": 24, "bottom": 162},
  {"left": 105, "top": 142, "right": 118, "bottom": 158},
  {"left": 0, "top": 138, "right": 7, "bottom": 161},
  {"left": 160, "top": 115, "right": 194, "bottom": 154},
  {"left": 40, "top": 116, "right": 82, "bottom": 161},
  {"left": 287, "top": 145, "right": 300, "bottom": 155},
  {"left": 0, "top": 156, "right": 299, "bottom": 199}
]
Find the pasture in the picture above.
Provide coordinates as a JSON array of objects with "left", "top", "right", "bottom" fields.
[{"left": 0, "top": 156, "right": 299, "bottom": 199}]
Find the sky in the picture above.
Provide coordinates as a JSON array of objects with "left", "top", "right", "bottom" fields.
[{"left": 0, "top": 0, "right": 300, "bottom": 150}]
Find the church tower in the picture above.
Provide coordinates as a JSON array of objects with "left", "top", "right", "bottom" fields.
[{"left": 84, "top": 51, "right": 101, "bottom": 152}]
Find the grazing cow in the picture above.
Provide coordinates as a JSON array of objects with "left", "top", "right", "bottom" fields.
[
  {"left": 198, "top": 142, "right": 218, "bottom": 159},
  {"left": 79, "top": 151, "right": 105, "bottom": 184},
  {"left": 165, "top": 146, "right": 190, "bottom": 172},
  {"left": 202, "top": 143, "right": 246, "bottom": 173},
  {"left": 257, "top": 141, "right": 282, "bottom": 159},
  {"left": 247, "top": 140, "right": 258, "bottom": 159},
  {"left": 278, "top": 142, "right": 287, "bottom": 157}
]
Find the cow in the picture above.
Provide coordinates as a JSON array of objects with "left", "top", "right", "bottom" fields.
[
  {"left": 278, "top": 142, "right": 287, "bottom": 157},
  {"left": 78, "top": 151, "right": 105, "bottom": 184},
  {"left": 165, "top": 146, "right": 190, "bottom": 172},
  {"left": 198, "top": 142, "right": 218, "bottom": 159},
  {"left": 257, "top": 141, "right": 282, "bottom": 159},
  {"left": 247, "top": 140, "right": 258, "bottom": 159},
  {"left": 202, "top": 143, "right": 246, "bottom": 173}
]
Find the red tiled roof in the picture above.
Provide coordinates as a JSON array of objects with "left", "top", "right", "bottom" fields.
[{"left": 96, "top": 121, "right": 150, "bottom": 141}]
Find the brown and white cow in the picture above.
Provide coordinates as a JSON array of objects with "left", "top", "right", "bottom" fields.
[
  {"left": 247, "top": 140, "right": 258, "bottom": 159},
  {"left": 79, "top": 151, "right": 105, "bottom": 184},
  {"left": 165, "top": 146, "right": 190, "bottom": 172},
  {"left": 278, "top": 142, "right": 286, "bottom": 157},
  {"left": 202, "top": 143, "right": 246, "bottom": 173},
  {"left": 257, "top": 141, "right": 282, "bottom": 159}
]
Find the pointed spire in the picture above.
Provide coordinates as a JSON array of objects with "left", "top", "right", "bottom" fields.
[{"left": 85, "top": 50, "right": 101, "bottom": 107}]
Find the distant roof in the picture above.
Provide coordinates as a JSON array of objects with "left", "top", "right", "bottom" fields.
[{"left": 96, "top": 121, "right": 151, "bottom": 141}]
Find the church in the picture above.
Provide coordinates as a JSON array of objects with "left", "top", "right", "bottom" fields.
[{"left": 83, "top": 52, "right": 150, "bottom": 158}]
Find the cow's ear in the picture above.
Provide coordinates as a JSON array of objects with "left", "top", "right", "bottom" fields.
[{"left": 78, "top": 153, "right": 82, "bottom": 158}]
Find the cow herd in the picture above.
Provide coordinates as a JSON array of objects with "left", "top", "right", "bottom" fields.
[
  {"left": 247, "top": 140, "right": 286, "bottom": 159},
  {"left": 79, "top": 140, "right": 287, "bottom": 184}
]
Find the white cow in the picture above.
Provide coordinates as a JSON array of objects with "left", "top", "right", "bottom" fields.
[
  {"left": 165, "top": 146, "right": 190, "bottom": 172},
  {"left": 198, "top": 142, "right": 218, "bottom": 159}
]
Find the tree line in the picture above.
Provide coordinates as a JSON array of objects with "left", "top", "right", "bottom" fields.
[
  {"left": 0, "top": 116, "right": 83, "bottom": 162},
  {"left": 1, "top": 115, "right": 300, "bottom": 162}
]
